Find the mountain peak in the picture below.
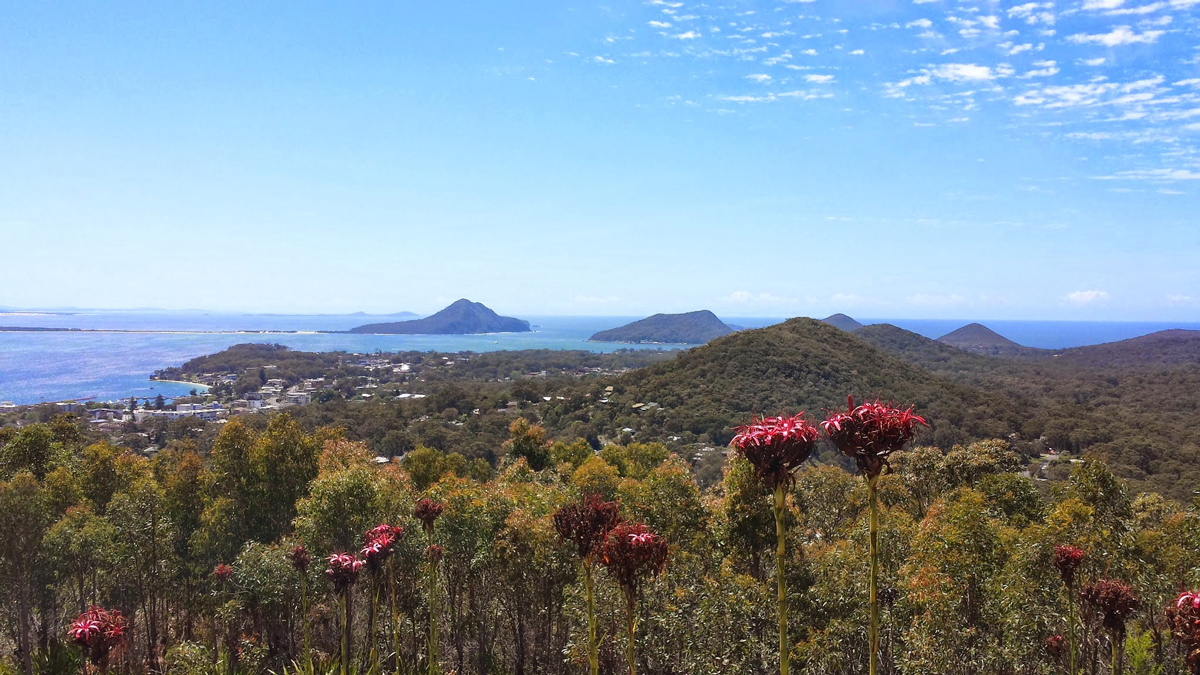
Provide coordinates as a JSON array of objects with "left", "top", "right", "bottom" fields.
[
  {"left": 822, "top": 313, "right": 864, "bottom": 332},
  {"left": 937, "top": 323, "right": 1028, "bottom": 356},
  {"left": 348, "top": 300, "right": 530, "bottom": 335}
]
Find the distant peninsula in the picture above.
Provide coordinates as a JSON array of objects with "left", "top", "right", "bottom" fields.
[
  {"left": 589, "top": 310, "right": 734, "bottom": 344},
  {"left": 348, "top": 299, "right": 531, "bottom": 335}
]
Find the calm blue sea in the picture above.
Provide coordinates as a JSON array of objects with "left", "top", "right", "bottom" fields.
[{"left": 1, "top": 311, "right": 1197, "bottom": 405}]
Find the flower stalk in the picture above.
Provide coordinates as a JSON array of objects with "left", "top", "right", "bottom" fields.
[{"left": 730, "top": 412, "right": 819, "bottom": 675}]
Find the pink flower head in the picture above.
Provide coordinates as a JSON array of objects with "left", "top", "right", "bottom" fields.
[
  {"left": 554, "top": 494, "right": 622, "bottom": 562},
  {"left": 1168, "top": 589, "right": 1200, "bottom": 672},
  {"left": 730, "top": 412, "right": 820, "bottom": 490},
  {"left": 289, "top": 545, "right": 310, "bottom": 573},
  {"left": 68, "top": 607, "right": 127, "bottom": 667},
  {"left": 1045, "top": 635, "right": 1065, "bottom": 659},
  {"left": 362, "top": 523, "right": 402, "bottom": 572},
  {"left": 821, "top": 397, "right": 927, "bottom": 478},
  {"left": 415, "top": 498, "right": 445, "bottom": 535},
  {"left": 600, "top": 522, "right": 669, "bottom": 599},
  {"left": 213, "top": 563, "right": 233, "bottom": 583},
  {"left": 1178, "top": 591, "right": 1200, "bottom": 610},
  {"left": 1053, "top": 545, "right": 1086, "bottom": 586},
  {"left": 325, "top": 552, "right": 364, "bottom": 592}
]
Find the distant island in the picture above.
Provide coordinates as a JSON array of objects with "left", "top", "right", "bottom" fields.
[
  {"left": 937, "top": 323, "right": 1034, "bottom": 356},
  {"left": 589, "top": 310, "right": 734, "bottom": 344},
  {"left": 348, "top": 299, "right": 531, "bottom": 335},
  {"left": 821, "top": 313, "right": 864, "bottom": 332}
]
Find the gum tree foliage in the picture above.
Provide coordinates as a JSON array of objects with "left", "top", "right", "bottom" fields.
[{"left": 6, "top": 413, "right": 1200, "bottom": 675}]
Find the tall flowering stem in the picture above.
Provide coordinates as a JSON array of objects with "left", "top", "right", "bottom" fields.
[
  {"left": 362, "top": 524, "right": 401, "bottom": 671},
  {"left": 1081, "top": 579, "right": 1139, "bottom": 675},
  {"left": 326, "top": 553, "right": 364, "bottom": 675},
  {"left": 69, "top": 607, "right": 127, "bottom": 674},
  {"left": 823, "top": 397, "right": 926, "bottom": 675},
  {"left": 554, "top": 494, "right": 622, "bottom": 675},
  {"left": 599, "top": 523, "right": 668, "bottom": 675},
  {"left": 730, "top": 413, "right": 819, "bottom": 675},
  {"left": 415, "top": 498, "right": 445, "bottom": 675},
  {"left": 1168, "top": 591, "right": 1200, "bottom": 674},
  {"left": 289, "top": 545, "right": 311, "bottom": 669},
  {"left": 1053, "top": 545, "right": 1085, "bottom": 675}
]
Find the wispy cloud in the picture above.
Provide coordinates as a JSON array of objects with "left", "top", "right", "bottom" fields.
[
  {"left": 1067, "top": 25, "right": 1164, "bottom": 46},
  {"left": 1064, "top": 290, "right": 1110, "bottom": 305}
]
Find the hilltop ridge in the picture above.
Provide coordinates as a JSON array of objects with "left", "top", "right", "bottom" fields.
[{"left": 589, "top": 310, "right": 734, "bottom": 344}]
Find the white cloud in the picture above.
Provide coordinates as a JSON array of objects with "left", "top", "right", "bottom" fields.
[
  {"left": 1167, "top": 293, "right": 1197, "bottom": 305},
  {"left": 979, "top": 15, "right": 1001, "bottom": 29},
  {"left": 745, "top": 73, "right": 772, "bottom": 83},
  {"left": 1079, "top": 57, "right": 1107, "bottom": 66},
  {"left": 1083, "top": 0, "right": 1125, "bottom": 8},
  {"left": 1067, "top": 25, "right": 1164, "bottom": 45},
  {"left": 1064, "top": 290, "right": 1110, "bottom": 305},
  {"left": 593, "top": 56, "right": 615, "bottom": 64},
  {"left": 1020, "top": 60, "right": 1060, "bottom": 78},
  {"left": 850, "top": 49, "right": 865, "bottom": 55},
  {"left": 671, "top": 31, "right": 701, "bottom": 39},
  {"left": 907, "top": 18, "right": 934, "bottom": 28},
  {"left": 805, "top": 74, "right": 836, "bottom": 83},
  {"left": 648, "top": 21, "right": 672, "bottom": 28},
  {"left": 931, "top": 63, "right": 1006, "bottom": 82},
  {"left": 1105, "top": 2, "right": 1167, "bottom": 13}
]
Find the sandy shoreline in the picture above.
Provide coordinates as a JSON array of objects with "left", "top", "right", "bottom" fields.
[{"left": 151, "top": 379, "right": 211, "bottom": 390}]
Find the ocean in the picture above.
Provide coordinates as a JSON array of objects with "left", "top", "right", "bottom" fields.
[{"left": 1, "top": 311, "right": 1197, "bottom": 405}]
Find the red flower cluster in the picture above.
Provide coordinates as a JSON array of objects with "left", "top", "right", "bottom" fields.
[
  {"left": 290, "top": 545, "right": 310, "bottom": 573},
  {"left": 69, "top": 607, "right": 126, "bottom": 668},
  {"left": 1053, "top": 545, "right": 1086, "bottom": 586},
  {"left": 362, "top": 524, "right": 402, "bottom": 572},
  {"left": 1169, "top": 591, "right": 1200, "bottom": 673},
  {"left": 325, "top": 552, "right": 364, "bottom": 592},
  {"left": 213, "top": 563, "right": 233, "bottom": 582},
  {"left": 600, "top": 522, "right": 669, "bottom": 598},
  {"left": 821, "top": 397, "right": 928, "bottom": 478},
  {"left": 1081, "top": 579, "right": 1140, "bottom": 632},
  {"left": 1045, "top": 634, "right": 1066, "bottom": 660},
  {"left": 415, "top": 498, "right": 445, "bottom": 534},
  {"left": 730, "top": 413, "right": 820, "bottom": 489},
  {"left": 554, "top": 494, "right": 622, "bottom": 561},
  {"left": 425, "top": 544, "right": 445, "bottom": 563}
]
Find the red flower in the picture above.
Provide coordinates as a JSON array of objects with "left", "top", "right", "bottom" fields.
[
  {"left": 1053, "top": 545, "right": 1086, "bottom": 586},
  {"left": 68, "top": 607, "right": 127, "bottom": 668},
  {"left": 213, "top": 563, "right": 233, "bottom": 582},
  {"left": 1080, "top": 579, "right": 1139, "bottom": 633},
  {"left": 730, "top": 412, "right": 820, "bottom": 489},
  {"left": 554, "top": 494, "right": 622, "bottom": 562},
  {"left": 289, "top": 545, "right": 310, "bottom": 573},
  {"left": 1046, "top": 634, "right": 1066, "bottom": 659},
  {"left": 415, "top": 498, "right": 445, "bottom": 535},
  {"left": 362, "top": 523, "right": 403, "bottom": 572},
  {"left": 1168, "top": 590, "right": 1200, "bottom": 674},
  {"left": 325, "top": 553, "right": 364, "bottom": 592},
  {"left": 821, "top": 396, "right": 927, "bottom": 478},
  {"left": 425, "top": 544, "right": 444, "bottom": 563},
  {"left": 599, "top": 522, "right": 669, "bottom": 598}
]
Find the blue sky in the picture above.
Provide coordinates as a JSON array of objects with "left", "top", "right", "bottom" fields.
[{"left": 1, "top": 1, "right": 1198, "bottom": 320}]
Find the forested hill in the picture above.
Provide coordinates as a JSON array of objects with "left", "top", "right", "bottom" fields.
[
  {"left": 855, "top": 322, "right": 1200, "bottom": 499},
  {"left": 936, "top": 322, "right": 1037, "bottom": 356},
  {"left": 349, "top": 299, "right": 530, "bottom": 334},
  {"left": 1040, "top": 329, "right": 1200, "bottom": 367},
  {"left": 821, "top": 313, "right": 864, "bottom": 332},
  {"left": 574, "top": 318, "right": 1020, "bottom": 448},
  {"left": 589, "top": 310, "right": 734, "bottom": 344}
]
